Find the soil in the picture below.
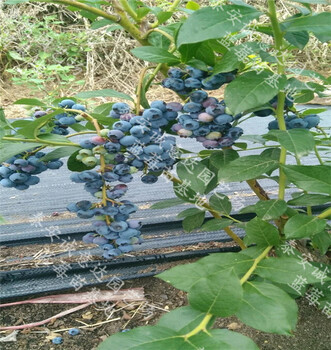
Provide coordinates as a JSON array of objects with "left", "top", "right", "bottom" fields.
[{"left": 0, "top": 267, "right": 330, "bottom": 350}]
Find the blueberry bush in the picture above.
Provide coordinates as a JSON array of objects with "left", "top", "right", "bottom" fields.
[{"left": 1, "top": 0, "right": 330, "bottom": 348}]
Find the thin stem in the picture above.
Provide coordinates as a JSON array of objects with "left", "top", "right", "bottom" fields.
[
  {"left": 182, "top": 245, "right": 273, "bottom": 340},
  {"left": 48, "top": 0, "right": 148, "bottom": 45},
  {"left": 144, "top": 46, "right": 177, "bottom": 91},
  {"left": 223, "top": 214, "right": 242, "bottom": 224},
  {"left": 2, "top": 136, "right": 79, "bottom": 147},
  {"left": 314, "top": 146, "right": 324, "bottom": 165},
  {"left": 150, "top": 0, "right": 182, "bottom": 28},
  {"left": 183, "top": 313, "right": 213, "bottom": 340},
  {"left": 164, "top": 171, "right": 246, "bottom": 249},
  {"left": 66, "top": 131, "right": 97, "bottom": 138},
  {"left": 118, "top": 0, "right": 138, "bottom": 22},
  {"left": 143, "top": 28, "right": 175, "bottom": 43},
  {"left": 246, "top": 179, "right": 270, "bottom": 201},
  {"left": 318, "top": 207, "right": 331, "bottom": 219},
  {"left": 240, "top": 246, "right": 273, "bottom": 285},
  {"left": 267, "top": 0, "right": 287, "bottom": 200},
  {"left": 135, "top": 66, "right": 154, "bottom": 113},
  {"left": 316, "top": 126, "right": 328, "bottom": 138}
]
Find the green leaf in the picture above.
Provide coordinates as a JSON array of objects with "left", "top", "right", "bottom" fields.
[
  {"left": 301, "top": 108, "right": 327, "bottom": 116},
  {"left": 283, "top": 12, "right": 331, "bottom": 42},
  {"left": 67, "top": 150, "right": 96, "bottom": 172},
  {"left": 0, "top": 142, "right": 43, "bottom": 163},
  {"left": 13, "top": 98, "right": 46, "bottom": 107},
  {"left": 201, "top": 218, "right": 233, "bottom": 232},
  {"left": 209, "top": 149, "right": 239, "bottom": 170},
  {"left": 286, "top": 68, "right": 327, "bottom": 82},
  {"left": 40, "top": 146, "right": 80, "bottom": 161},
  {"left": 177, "top": 160, "right": 217, "bottom": 194},
  {"left": 158, "top": 252, "right": 253, "bottom": 292},
  {"left": 151, "top": 198, "right": 185, "bottom": 209},
  {"left": 269, "top": 129, "right": 315, "bottom": 157},
  {"left": 89, "top": 113, "right": 116, "bottom": 127},
  {"left": 284, "top": 214, "right": 327, "bottom": 239},
  {"left": 177, "top": 208, "right": 204, "bottom": 219},
  {"left": 213, "top": 42, "right": 265, "bottom": 74},
  {"left": 98, "top": 325, "right": 259, "bottom": 349},
  {"left": 186, "top": 1, "right": 200, "bottom": 10},
  {"left": 157, "top": 306, "right": 206, "bottom": 333},
  {"left": 178, "top": 43, "right": 200, "bottom": 62},
  {"left": 287, "top": 0, "right": 327, "bottom": 3},
  {"left": 136, "top": 7, "right": 151, "bottom": 20},
  {"left": 69, "top": 123, "right": 89, "bottom": 133},
  {"left": 91, "top": 19, "right": 115, "bottom": 29},
  {"left": 255, "top": 199, "right": 287, "bottom": 220},
  {"left": 202, "top": 329, "right": 259, "bottom": 350},
  {"left": 186, "top": 58, "right": 209, "bottom": 71},
  {"left": 177, "top": 5, "right": 262, "bottom": 46},
  {"left": 239, "top": 245, "right": 266, "bottom": 258},
  {"left": 255, "top": 257, "right": 328, "bottom": 285},
  {"left": 224, "top": 70, "right": 287, "bottom": 115},
  {"left": 311, "top": 230, "right": 331, "bottom": 255},
  {"left": 284, "top": 30, "right": 309, "bottom": 49},
  {"left": 182, "top": 211, "right": 205, "bottom": 232},
  {"left": 156, "top": 11, "right": 173, "bottom": 24},
  {"left": 173, "top": 181, "right": 198, "bottom": 204},
  {"left": 131, "top": 47, "right": 180, "bottom": 65},
  {"left": 199, "top": 158, "right": 219, "bottom": 194},
  {"left": 287, "top": 194, "right": 331, "bottom": 206},
  {"left": 245, "top": 217, "right": 280, "bottom": 246},
  {"left": 189, "top": 269, "right": 243, "bottom": 316},
  {"left": 194, "top": 41, "right": 216, "bottom": 66},
  {"left": 93, "top": 102, "right": 114, "bottom": 115},
  {"left": 294, "top": 90, "right": 314, "bottom": 103},
  {"left": 209, "top": 193, "right": 232, "bottom": 215},
  {"left": 37, "top": 133, "right": 73, "bottom": 143},
  {"left": 282, "top": 165, "right": 331, "bottom": 195},
  {"left": 8, "top": 51, "right": 24, "bottom": 61},
  {"left": 17, "top": 110, "right": 63, "bottom": 139},
  {"left": 97, "top": 325, "right": 183, "bottom": 349},
  {"left": 218, "top": 151, "right": 280, "bottom": 182},
  {"left": 236, "top": 281, "right": 298, "bottom": 335},
  {"left": 75, "top": 89, "right": 133, "bottom": 101}
]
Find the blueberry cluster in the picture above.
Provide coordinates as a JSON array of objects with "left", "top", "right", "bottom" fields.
[
  {"left": 161, "top": 66, "right": 236, "bottom": 94},
  {"left": 67, "top": 169, "right": 142, "bottom": 259},
  {"left": 108, "top": 101, "right": 179, "bottom": 183},
  {"left": 66, "top": 101, "right": 184, "bottom": 258},
  {"left": 33, "top": 99, "right": 86, "bottom": 136},
  {"left": 268, "top": 113, "right": 320, "bottom": 130},
  {"left": 254, "top": 95, "right": 293, "bottom": 117},
  {"left": 0, "top": 151, "right": 63, "bottom": 190},
  {"left": 171, "top": 90, "right": 243, "bottom": 148}
]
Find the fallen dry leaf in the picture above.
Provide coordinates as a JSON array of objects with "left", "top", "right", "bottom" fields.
[{"left": 227, "top": 322, "right": 240, "bottom": 330}]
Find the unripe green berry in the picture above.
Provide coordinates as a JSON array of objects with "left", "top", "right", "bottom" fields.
[
  {"left": 178, "top": 129, "right": 192, "bottom": 137},
  {"left": 130, "top": 166, "right": 138, "bottom": 174},
  {"left": 100, "top": 129, "right": 110, "bottom": 137},
  {"left": 94, "top": 191, "right": 103, "bottom": 198},
  {"left": 82, "top": 156, "right": 98, "bottom": 167},
  {"left": 93, "top": 145, "right": 107, "bottom": 154},
  {"left": 79, "top": 149, "right": 93, "bottom": 157},
  {"left": 206, "top": 132, "right": 222, "bottom": 140},
  {"left": 75, "top": 115, "right": 85, "bottom": 122}
]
